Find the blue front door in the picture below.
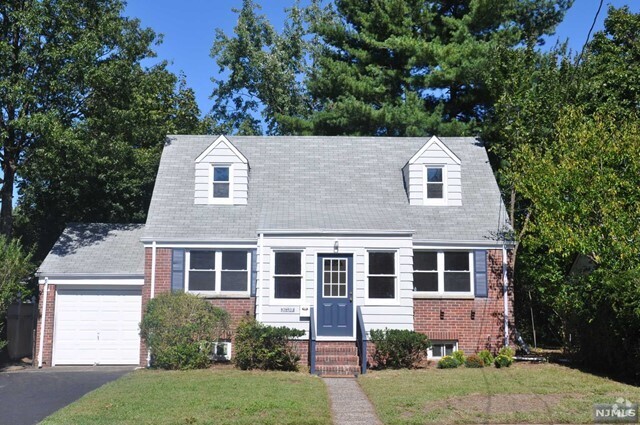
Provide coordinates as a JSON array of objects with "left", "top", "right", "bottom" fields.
[{"left": 317, "top": 254, "right": 353, "bottom": 337}]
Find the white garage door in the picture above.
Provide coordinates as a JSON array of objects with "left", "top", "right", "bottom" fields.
[{"left": 53, "top": 287, "right": 142, "bottom": 365}]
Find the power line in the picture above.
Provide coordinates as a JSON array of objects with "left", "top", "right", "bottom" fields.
[{"left": 576, "top": 0, "right": 605, "bottom": 65}]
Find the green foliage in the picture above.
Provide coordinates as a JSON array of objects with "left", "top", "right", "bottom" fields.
[
  {"left": 0, "top": 236, "right": 33, "bottom": 351},
  {"left": 494, "top": 354, "right": 513, "bottom": 368},
  {"left": 139, "top": 293, "right": 230, "bottom": 370},
  {"left": 370, "top": 329, "right": 431, "bottom": 369},
  {"left": 233, "top": 318, "right": 305, "bottom": 371},
  {"left": 477, "top": 349, "right": 495, "bottom": 367},
  {"left": 451, "top": 350, "right": 466, "bottom": 365},
  {"left": 464, "top": 354, "right": 485, "bottom": 368},
  {"left": 498, "top": 346, "right": 516, "bottom": 359},
  {"left": 437, "top": 355, "right": 460, "bottom": 369}
]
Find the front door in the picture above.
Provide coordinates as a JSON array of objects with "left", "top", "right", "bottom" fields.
[{"left": 317, "top": 254, "right": 353, "bottom": 337}]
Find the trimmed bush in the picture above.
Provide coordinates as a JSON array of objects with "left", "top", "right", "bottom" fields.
[
  {"left": 451, "top": 349, "right": 466, "bottom": 365},
  {"left": 234, "top": 318, "right": 305, "bottom": 371},
  {"left": 477, "top": 349, "right": 494, "bottom": 366},
  {"left": 464, "top": 354, "right": 485, "bottom": 368},
  {"left": 139, "top": 292, "right": 230, "bottom": 370},
  {"left": 370, "top": 329, "right": 431, "bottom": 369},
  {"left": 498, "top": 346, "right": 516, "bottom": 359},
  {"left": 494, "top": 354, "right": 514, "bottom": 368},
  {"left": 437, "top": 355, "right": 460, "bottom": 369}
]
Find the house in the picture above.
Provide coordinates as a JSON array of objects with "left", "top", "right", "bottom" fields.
[{"left": 35, "top": 135, "right": 513, "bottom": 373}]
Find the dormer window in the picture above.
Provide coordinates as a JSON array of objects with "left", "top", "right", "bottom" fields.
[
  {"left": 213, "top": 166, "right": 230, "bottom": 199},
  {"left": 426, "top": 166, "right": 444, "bottom": 199},
  {"left": 424, "top": 165, "right": 447, "bottom": 205}
]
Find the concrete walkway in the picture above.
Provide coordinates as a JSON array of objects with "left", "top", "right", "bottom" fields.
[{"left": 323, "top": 378, "right": 383, "bottom": 425}]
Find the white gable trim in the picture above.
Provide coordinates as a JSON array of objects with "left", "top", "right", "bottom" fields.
[
  {"left": 194, "top": 135, "right": 248, "bottom": 164},
  {"left": 408, "top": 135, "right": 461, "bottom": 165}
]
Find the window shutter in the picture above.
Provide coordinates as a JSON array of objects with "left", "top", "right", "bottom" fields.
[
  {"left": 250, "top": 249, "right": 257, "bottom": 296},
  {"left": 474, "top": 250, "right": 488, "bottom": 298},
  {"left": 171, "top": 249, "right": 185, "bottom": 292}
]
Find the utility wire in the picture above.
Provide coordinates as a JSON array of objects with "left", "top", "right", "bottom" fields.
[{"left": 576, "top": 0, "right": 605, "bottom": 65}]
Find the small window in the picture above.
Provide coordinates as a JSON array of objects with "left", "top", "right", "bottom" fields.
[
  {"left": 368, "top": 252, "right": 396, "bottom": 299},
  {"left": 274, "top": 252, "right": 302, "bottom": 299},
  {"left": 413, "top": 251, "right": 438, "bottom": 292},
  {"left": 426, "top": 166, "right": 444, "bottom": 199},
  {"left": 430, "top": 340, "right": 457, "bottom": 358},
  {"left": 213, "top": 166, "right": 230, "bottom": 198},
  {"left": 187, "top": 250, "right": 249, "bottom": 294}
]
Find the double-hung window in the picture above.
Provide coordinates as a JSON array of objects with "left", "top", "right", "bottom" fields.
[
  {"left": 273, "top": 252, "right": 302, "bottom": 299},
  {"left": 425, "top": 165, "right": 446, "bottom": 204},
  {"left": 367, "top": 252, "right": 396, "bottom": 300},
  {"left": 413, "top": 251, "right": 473, "bottom": 295},
  {"left": 187, "top": 250, "right": 250, "bottom": 295},
  {"left": 212, "top": 165, "right": 231, "bottom": 200}
]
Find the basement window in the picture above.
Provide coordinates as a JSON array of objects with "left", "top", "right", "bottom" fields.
[{"left": 429, "top": 340, "right": 458, "bottom": 359}]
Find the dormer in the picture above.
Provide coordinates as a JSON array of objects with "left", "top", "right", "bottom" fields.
[
  {"left": 403, "top": 136, "right": 462, "bottom": 206},
  {"left": 194, "top": 135, "right": 249, "bottom": 205}
]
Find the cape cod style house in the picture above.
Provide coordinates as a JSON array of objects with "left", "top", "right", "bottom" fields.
[{"left": 35, "top": 135, "right": 513, "bottom": 374}]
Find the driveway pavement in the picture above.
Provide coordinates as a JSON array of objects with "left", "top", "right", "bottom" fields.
[{"left": 0, "top": 366, "right": 134, "bottom": 425}]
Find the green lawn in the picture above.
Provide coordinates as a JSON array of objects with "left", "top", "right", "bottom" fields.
[
  {"left": 359, "top": 363, "right": 640, "bottom": 425},
  {"left": 42, "top": 369, "right": 331, "bottom": 425}
]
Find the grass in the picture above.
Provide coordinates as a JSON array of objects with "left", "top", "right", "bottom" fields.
[
  {"left": 359, "top": 363, "right": 640, "bottom": 424},
  {"left": 42, "top": 368, "right": 331, "bottom": 425}
]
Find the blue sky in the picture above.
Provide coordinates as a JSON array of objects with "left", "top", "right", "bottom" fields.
[{"left": 125, "top": 0, "right": 640, "bottom": 116}]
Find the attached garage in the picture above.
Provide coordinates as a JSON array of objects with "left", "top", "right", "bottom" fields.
[
  {"left": 53, "top": 286, "right": 142, "bottom": 365},
  {"left": 36, "top": 223, "right": 146, "bottom": 367}
]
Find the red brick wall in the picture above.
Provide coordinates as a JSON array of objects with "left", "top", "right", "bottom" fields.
[
  {"left": 34, "top": 283, "right": 56, "bottom": 367},
  {"left": 413, "top": 249, "right": 514, "bottom": 354}
]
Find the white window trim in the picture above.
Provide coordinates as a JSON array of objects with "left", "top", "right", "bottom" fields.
[
  {"left": 185, "top": 250, "right": 251, "bottom": 297},
  {"left": 413, "top": 251, "right": 474, "bottom": 298},
  {"left": 424, "top": 164, "right": 447, "bottom": 206},
  {"left": 270, "top": 249, "right": 305, "bottom": 305},
  {"left": 428, "top": 340, "right": 459, "bottom": 359},
  {"left": 365, "top": 250, "right": 400, "bottom": 306},
  {"left": 209, "top": 163, "right": 234, "bottom": 205},
  {"left": 320, "top": 257, "right": 350, "bottom": 299}
]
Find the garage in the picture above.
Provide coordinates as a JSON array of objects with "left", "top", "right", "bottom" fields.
[
  {"left": 36, "top": 223, "right": 146, "bottom": 367},
  {"left": 53, "top": 286, "right": 142, "bottom": 365}
]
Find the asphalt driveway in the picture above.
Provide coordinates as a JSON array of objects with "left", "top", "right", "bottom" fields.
[{"left": 0, "top": 366, "right": 134, "bottom": 425}]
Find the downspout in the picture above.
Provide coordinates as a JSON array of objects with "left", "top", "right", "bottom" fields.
[
  {"left": 502, "top": 245, "right": 509, "bottom": 346},
  {"left": 147, "top": 241, "right": 157, "bottom": 367},
  {"left": 37, "top": 277, "right": 49, "bottom": 368},
  {"left": 257, "top": 233, "right": 264, "bottom": 322}
]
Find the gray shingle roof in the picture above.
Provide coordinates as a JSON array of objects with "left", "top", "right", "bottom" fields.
[
  {"left": 38, "top": 223, "right": 145, "bottom": 276},
  {"left": 144, "top": 136, "right": 508, "bottom": 242}
]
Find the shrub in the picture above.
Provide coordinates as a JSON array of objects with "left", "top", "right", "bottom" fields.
[
  {"left": 437, "top": 355, "right": 459, "bottom": 369},
  {"left": 464, "top": 354, "right": 485, "bottom": 368},
  {"left": 477, "top": 349, "right": 494, "bottom": 366},
  {"left": 370, "top": 329, "right": 431, "bottom": 369},
  {"left": 494, "top": 354, "right": 514, "bottom": 368},
  {"left": 498, "top": 346, "right": 516, "bottom": 359},
  {"left": 234, "top": 318, "right": 305, "bottom": 371},
  {"left": 451, "top": 349, "right": 466, "bottom": 365},
  {"left": 139, "top": 292, "right": 230, "bottom": 370}
]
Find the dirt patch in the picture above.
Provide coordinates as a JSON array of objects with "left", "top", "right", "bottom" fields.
[{"left": 425, "top": 393, "right": 578, "bottom": 415}]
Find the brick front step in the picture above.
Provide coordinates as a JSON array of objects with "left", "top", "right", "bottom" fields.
[
  {"left": 315, "top": 354, "right": 359, "bottom": 365},
  {"left": 315, "top": 343, "right": 358, "bottom": 355},
  {"left": 315, "top": 364, "right": 360, "bottom": 376}
]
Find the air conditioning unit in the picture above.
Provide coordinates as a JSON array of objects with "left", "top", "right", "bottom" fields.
[{"left": 212, "top": 341, "right": 232, "bottom": 361}]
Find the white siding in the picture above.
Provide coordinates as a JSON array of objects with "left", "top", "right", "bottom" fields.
[
  {"left": 194, "top": 142, "right": 248, "bottom": 205},
  {"left": 257, "top": 235, "right": 415, "bottom": 338},
  {"left": 406, "top": 142, "right": 462, "bottom": 206}
]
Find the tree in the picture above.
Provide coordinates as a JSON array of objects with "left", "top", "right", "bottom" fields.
[
  {"left": 0, "top": 0, "right": 203, "bottom": 257},
  {"left": 208, "top": 0, "right": 310, "bottom": 135},
  {"left": 298, "top": 0, "right": 572, "bottom": 136},
  {"left": 0, "top": 235, "right": 33, "bottom": 352}
]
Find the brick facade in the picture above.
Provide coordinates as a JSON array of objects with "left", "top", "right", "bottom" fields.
[
  {"left": 33, "top": 283, "right": 56, "bottom": 367},
  {"left": 413, "top": 249, "right": 514, "bottom": 354}
]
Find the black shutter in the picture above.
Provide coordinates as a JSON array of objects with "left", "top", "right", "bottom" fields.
[
  {"left": 171, "top": 249, "right": 185, "bottom": 292},
  {"left": 250, "top": 249, "right": 257, "bottom": 296},
  {"left": 474, "top": 250, "right": 488, "bottom": 298}
]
